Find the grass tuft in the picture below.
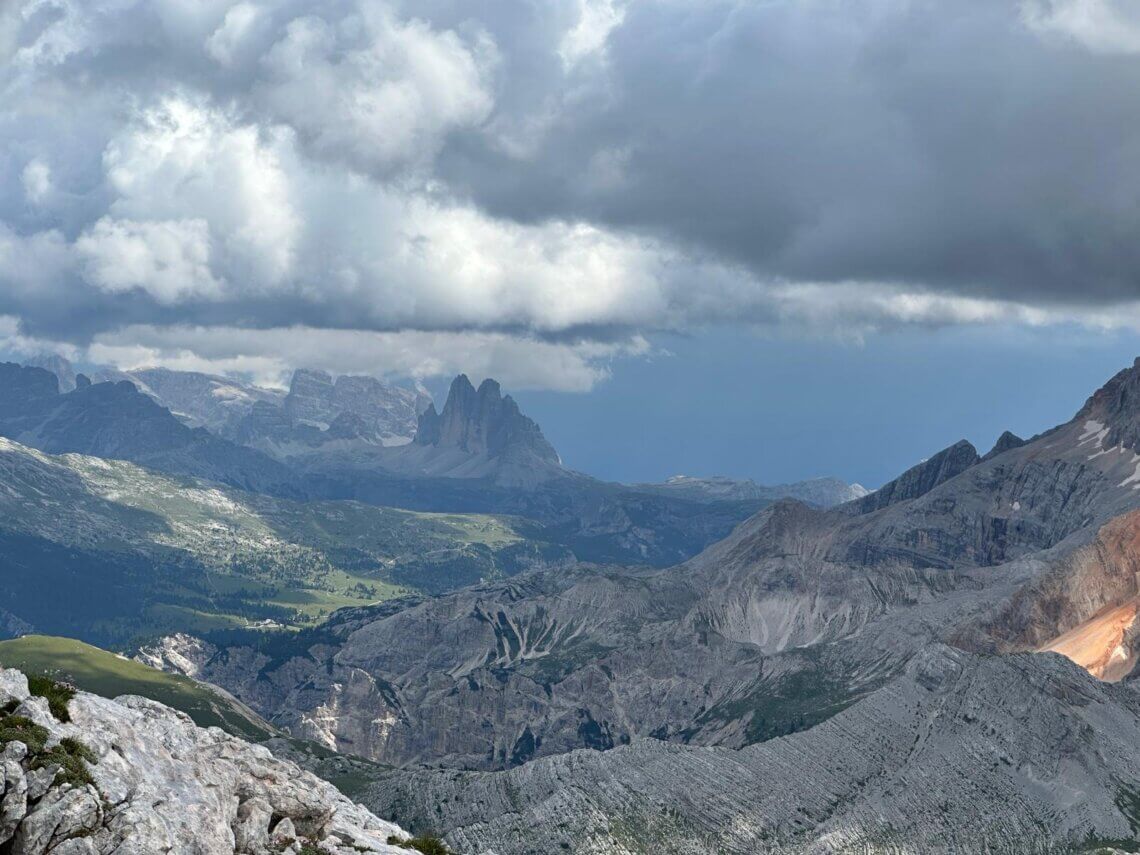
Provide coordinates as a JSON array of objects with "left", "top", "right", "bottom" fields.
[
  {"left": 388, "top": 834, "right": 451, "bottom": 854},
  {"left": 27, "top": 674, "right": 76, "bottom": 722}
]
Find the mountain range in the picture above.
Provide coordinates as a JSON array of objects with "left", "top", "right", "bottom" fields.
[
  {"left": 12, "top": 352, "right": 1140, "bottom": 852},
  {"left": 128, "top": 356, "right": 1140, "bottom": 854},
  {"left": 0, "top": 359, "right": 863, "bottom": 568}
]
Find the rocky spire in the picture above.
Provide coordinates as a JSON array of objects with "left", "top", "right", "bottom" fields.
[{"left": 415, "top": 375, "right": 560, "bottom": 464}]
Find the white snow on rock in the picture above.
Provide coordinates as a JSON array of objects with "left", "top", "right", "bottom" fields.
[{"left": 1079, "top": 419, "right": 1108, "bottom": 448}]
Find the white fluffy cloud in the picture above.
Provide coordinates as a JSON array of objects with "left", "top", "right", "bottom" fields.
[
  {"left": 76, "top": 217, "right": 222, "bottom": 303},
  {"left": 102, "top": 97, "right": 298, "bottom": 286},
  {"left": 256, "top": 6, "right": 495, "bottom": 174}
]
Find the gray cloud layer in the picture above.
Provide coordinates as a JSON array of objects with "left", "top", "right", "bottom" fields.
[
  {"left": 2, "top": 0, "right": 1140, "bottom": 387},
  {"left": 436, "top": 0, "right": 1140, "bottom": 303}
]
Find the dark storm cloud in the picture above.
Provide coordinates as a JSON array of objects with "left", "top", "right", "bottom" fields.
[{"left": 432, "top": 0, "right": 1140, "bottom": 305}]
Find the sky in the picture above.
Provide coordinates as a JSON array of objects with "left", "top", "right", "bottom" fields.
[{"left": 4, "top": 0, "right": 1140, "bottom": 486}]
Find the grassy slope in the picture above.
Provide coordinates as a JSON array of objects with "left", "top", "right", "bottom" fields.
[
  {"left": 0, "top": 438, "right": 567, "bottom": 643},
  {"left": 0, "top": 635, "right": 274, "bottom": 741}
]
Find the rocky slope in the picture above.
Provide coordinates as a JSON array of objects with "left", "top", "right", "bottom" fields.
[
  {"left": 301, "top": 374, "right": 565, "bottom": 489},
  {"left": 22, "top": 355, "right": 77, "bottom": 393},
  {"left": 240, "top": 369, "right": 426, "bottom": 451},
  {"left": 1, "top": 362, "right": 781, "bottom": 568},
  {"left": 411, "top": 375, "right": 560, "bottom": 476},
  {"left": 166, "top": 360, "right": 1140, "bottom": 770},
  {"left": 849, "top": 438, "right": 980, "bottom": 513},
  {"left": 366, "top": 645, "right": 1140, "bottom": 854},
  {"left": 0, "top": 667, "right": 415, "bottom": 854}
]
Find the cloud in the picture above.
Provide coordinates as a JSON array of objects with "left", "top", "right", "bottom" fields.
[
  {"left": 76, "top": 217, "right": 222, "bottom": 303},
  {"left": 1020, "top": 0, "right": 1140, "bottom": 53},
  {"left": 20, "top": 159, "right": 51, "bottom": 203},
  {"left": 2, "top": 0, "right": 1140, "bottom": 391},
  {"left": 102, "top": 96, "right": 298, "bottom": 285},
  {"left": 85, "top": 325, "right": 649, "bottom": 392},
  {"left": 255, "top": 6, "right": 495, "bottom": 174},
  {"left": 434, "top": 0, "right": 1140, "bottom": 306},
  {"left": 205, "top": 2, "right": 260, "bottom": 67},
  {"left": 559, "top": 0, "right": 625, "bottom": 67}
]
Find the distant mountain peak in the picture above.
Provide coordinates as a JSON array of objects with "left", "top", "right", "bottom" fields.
[
  {"left": 414, "top": 374, "right": 559, "bottom": 465},
  {"left": 983, "top": 430, "right": 1026, "bottom": 461},
  {"left": 854, "top": 438, "right": 979, "bottom": 513}
]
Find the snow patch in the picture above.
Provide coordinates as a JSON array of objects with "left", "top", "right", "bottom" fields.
[
  {"left": 1079, "top": 419, "right": 1109, "bottom": 449},
  {"left": 1121, "top": 456, "right": 1140, "bottom": 488}
]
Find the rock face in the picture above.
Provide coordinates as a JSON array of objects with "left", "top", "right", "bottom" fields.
[
  {"left": 0, "top": 668, "right": 412, "bottom": 854},
  {"left": 289, "top": 374, "right": 569, "bottom": 490},
  {"left": 180, "top": 374, "right": 1140, "bottom": 770},
  {"left": 1080, "top": 355, "right": 1140, "bottom": 453},
  {"left": 851, "top": 438, "right": 980, "bottom": 513},
  {"left": 241, "top": 369, "right": 424, "bottom": 451},
  {"left": 22, "top": 356, "right": 76, "bottom": 393},
  {"left": 283, "top": 368, "right": 338, "bottom": 427},
  {"left": 125, "top": 367, "right": 284, "bottom": 436},
  {"left": 983, "top": 429, "right": 1027, "bottom": 460},
  {"left": 414, "top": 375, "right": 560, "bottom": 467}
]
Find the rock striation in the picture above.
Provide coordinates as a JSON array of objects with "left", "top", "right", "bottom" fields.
[
  {"left": 239, "top": 369, "right": 425, "bottom": 452},
  {"left": 283, "top": 368, "right": 338, "bottom": 428},
  {"left": 0, "top": 668, "right": 413, "bottom": 854}
]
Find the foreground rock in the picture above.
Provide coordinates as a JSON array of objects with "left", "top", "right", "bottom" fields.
[{"left": 0, "top": 668, "right": 414, "bottom": 854}]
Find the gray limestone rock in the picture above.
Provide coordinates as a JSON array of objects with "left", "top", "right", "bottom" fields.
[
  {"left": 12, "top": 786, "right": 102, "bottom": 854},
  {"left": 0, "top": 668, "right": 411, "bottom": 855},
  {"left": 0, "top": 760, "right": 27, "bottom": 844}
]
